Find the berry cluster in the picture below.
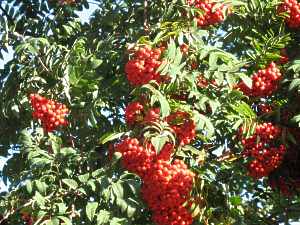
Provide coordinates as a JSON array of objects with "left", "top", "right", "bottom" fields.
[
  {"left": 125, "top": 46, "right": 165, "bottom": 86},
  {"left": 180, "top": 44, "right": 189, "bottom": 55},
  {"left": 187, "top": 0, "right": 227, "bottom": 27},
  {"left": 238, "top": 62, "right": 282, "bottom": 97},
  {"left": 142, "top": 159, "right": 194, "bottom": 225},
  {"left": 196, "top": 75, "right": 217, "bottom": 88},
  {"left": 269, "top": 176, "right": 300, "bottom": 196},
  {"left": 58, "top": 0, "right": 76, "bottom": 5},
  {"left": 278, "top": 0, "right": 300, "bottom": 28},
  {"left": 268, "top": 137, "right": 300, "bottom": 196},
  {"left": 257, "top": 103, "right": 273, "bottom": 115},
  {"left": 166, "top": 111, "right": 196, "bottom": 146},
  {"left": 241, "top": 123, "right": 286, "bottom": 178},
  {"left": 278, "top": 49, "right": 289, "bottom": 64},
  {"left": 21, "top": 213, "right": 33, "bottom": 225},
  {"left": 115, "top": 138, "right": 194, "bottom": 225},
  {"left": 30, "top": 94, "right": 68, "bottom": 132},
  {"left": 124, "top": 101, "right": 160, "bottom": 125},
  {"left": 115, "top": 138, "right": 156, "bottom": 178}
]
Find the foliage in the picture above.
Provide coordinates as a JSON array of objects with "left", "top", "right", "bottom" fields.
[{"left": 1, "top": 0, "right": 300, "bottom": 224}]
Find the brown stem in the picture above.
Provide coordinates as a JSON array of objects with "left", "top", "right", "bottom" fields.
[
  {"left": 217, "top": 149, "right": 239, "bottom": 162},
  {"left": 0, "top": 200, "right": 34, "bottom": 224}
]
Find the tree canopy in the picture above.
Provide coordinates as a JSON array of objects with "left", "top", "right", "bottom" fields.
[{"left": 1, "top": 0, "right": 300, "bottom": 224}]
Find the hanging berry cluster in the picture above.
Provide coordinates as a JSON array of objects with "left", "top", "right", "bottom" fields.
[
  {"left": 117, "top": 45, "right": 199, "bottom": 224},
  {"left": 21, "top": 213, "right": 33, "bottom": 225},
  {"left": 269, "top": 176, "right": 300, "bottom": 196},
  {"left": 240, "top": 123, "right": 286, "bottom": 179},
  {"left": 268, "top": 129, "right": 300, "bottom": 196},
  {"left": 166, "top": 111, "right": 196, "bottom": 146},
  {"left": 187, "top": 0, "right": 227, "bottom": 27},
  {"left": 278, "top": 49, "right": 289, "bottom": 64},
  {"left": 125, "top": 46, "right": 165, "bottom": 86},
  {"left": 238, "top": 62, "right": 282, "bottom": 97},
  {"left": 115, "top": 138, "right": 195, "bottom": 225},
  {"left": 278, "top": 0, "right": 300, "bottom": 28},
  {"left": 30, "top": 94, "right": 69, "bottom": 132},
  {"left": 124, "top": 101, "right": 160, "bottom": 125},
  {"left": 142, "top": 159, "right": 194, "bottom": 225},
  {"left": 257, "top": 103, "right": 273, "bottom": 115}
]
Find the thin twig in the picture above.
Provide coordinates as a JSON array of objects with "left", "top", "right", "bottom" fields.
[
  {"left": 143, "top": 0, "right": 149, "bottom": 34},
  {"left": 11, "top": 31, "right": 51, "bottom": 73},
  {"left": 0, "top": 200, "right": 34, "bottom": 223}
]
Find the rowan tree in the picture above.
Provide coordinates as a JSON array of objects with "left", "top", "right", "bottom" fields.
[{"left": 1, "top": 0, "right": 300, "bottom": 224}]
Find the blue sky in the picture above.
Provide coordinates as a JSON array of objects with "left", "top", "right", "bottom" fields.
[{"left": 0, "top": 4, "right": 97, "bottom": 192}]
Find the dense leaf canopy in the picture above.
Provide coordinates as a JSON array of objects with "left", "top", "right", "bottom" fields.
[{"left": 1, "top": 0, "right": 300, "bottom": 224}]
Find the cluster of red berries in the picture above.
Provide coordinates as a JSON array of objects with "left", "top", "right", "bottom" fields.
[
  {"left": 166, "top": 111, "right": 196, "bottom": 146},
  {"left": 278, "top": 49, "right": 289, "bottom": 64},
  {"left": 30, "top": 94, "right": 69, "bottom": 132},
  {"left": 278, "top": 0, "right": 300, "bottom": 28},
  {"left": 125, "top": 46, "right": 165, "bottom": 86},
  {"left": 58, "top": 0, "right": 76, "bottom": 5},
  {"left": 196, "top": 75, "right": 217, "bottom": 88},
  {"left": 142, "top": 159, "right": 194, "bottom": 225},
  {"left": 115, "top": 138, "right": 156, "bottom": 178},
  {"left": 240, "top": 123, "right": 286, "bottom": 179},
  {"left": 238, "top": 62, "right": 282, "bottom": 97},
  {"left": 21, "top": 213, "right": 33, "bottom": 225},
  {"left": 187, "top": 0, "right": 227, "bottom": 27},
  {"left": 269, "top": 176, "right": 300, "bottom": 196},
  {"left": 115, "top": 138, "right": 194, "bottom": 225},
  {"left": 124, "top": 101, "right": 160, "bottom": 125},
  {"left": 180, "top": 44, "right": 189, "bottom": 55},
  {"left": 257, "top": 103, "right": 273, "bottom": 115}
]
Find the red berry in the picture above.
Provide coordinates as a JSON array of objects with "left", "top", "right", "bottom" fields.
[
  {"left": 240, "top": 123, "right": 286, "bottom": 179},
  {"left": 125, "top": 46, "right": 165, "bottom": 86},
  {"left": 29, "top": 94, "right": 69, "bottom": 132},
  {"left": 237, "top": 62, "right": 282, "bottom": 97},
  {"left": 278, "top": 0, "right": 300, "bottom": 28}
]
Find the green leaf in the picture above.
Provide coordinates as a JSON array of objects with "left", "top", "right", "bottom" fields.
[
  {"left": 20, "top": 129, "right": 33, "bottom": 149},
  {"left": 56, "top": 203, "right": 68, "bottom": 215},
  {"left": 78, "top": 173, "right": 90, "bottom": 183},
  {"left": 237, "top": 73, "right": 252, "bottom": 89},
  {"left": 91, "top": 58, "right": 103, "bottom": 69},
  {"left": 62, "top": 179, "right": 78, "bottom": 189},
  {"left": 34, "top": 191, "right": 45, "bottom": 207},
  {"left": 57, "top": 216, "right": 72, "bottom": 225},
  {"left": 289, "top": 78, "right": 300, "bottom": 91},
  {"left": 97, "top": 210, "right": 111, "bottom": 225},
  {"left": 35, "top": 180, "right": 47, "bottom": 194},
  {"left": 86, "top": 202, "right": 98, "bottom": 221},
  {"left": 167, "top": 39, "right": 176, "bottom": 60},
  {"left": 48, "top": 133, "right": 62, "bottom": 154},
  {"left": 25, "top": 180, "right": 33, "bottom": 194},
  {"left": 112, "top": 182, "right": 124, "bottom": 199},
  {"left": 60, "top": 147, "right": 77, "bottom": 156},
  {"left": 99, "top": 132, "right": 125, "bottom": 144},
  {"left": 142, "top": 84, "right": 170, "bottom": 117},
  {"left": 230, "top": 196, "right": 242, "bottom": 206},
  {"left": 151, "top": 135, "right": 169, "bottom": 154}
]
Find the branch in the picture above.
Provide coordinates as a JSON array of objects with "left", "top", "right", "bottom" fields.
[
  {"left": 10, "top": 31, "right": 51, "bottom": 73},
  {"left": 0, "top": 200, "right": 34, "bottom": 224},
  {"left": 0, "top": 4, "right": 14, "bottom": 24},
  {"left": 143, "top": 0, "right": 149, "bottom": 34},
  {"left": 217, "top": 149, "right": 239, "bottom": 162}
]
